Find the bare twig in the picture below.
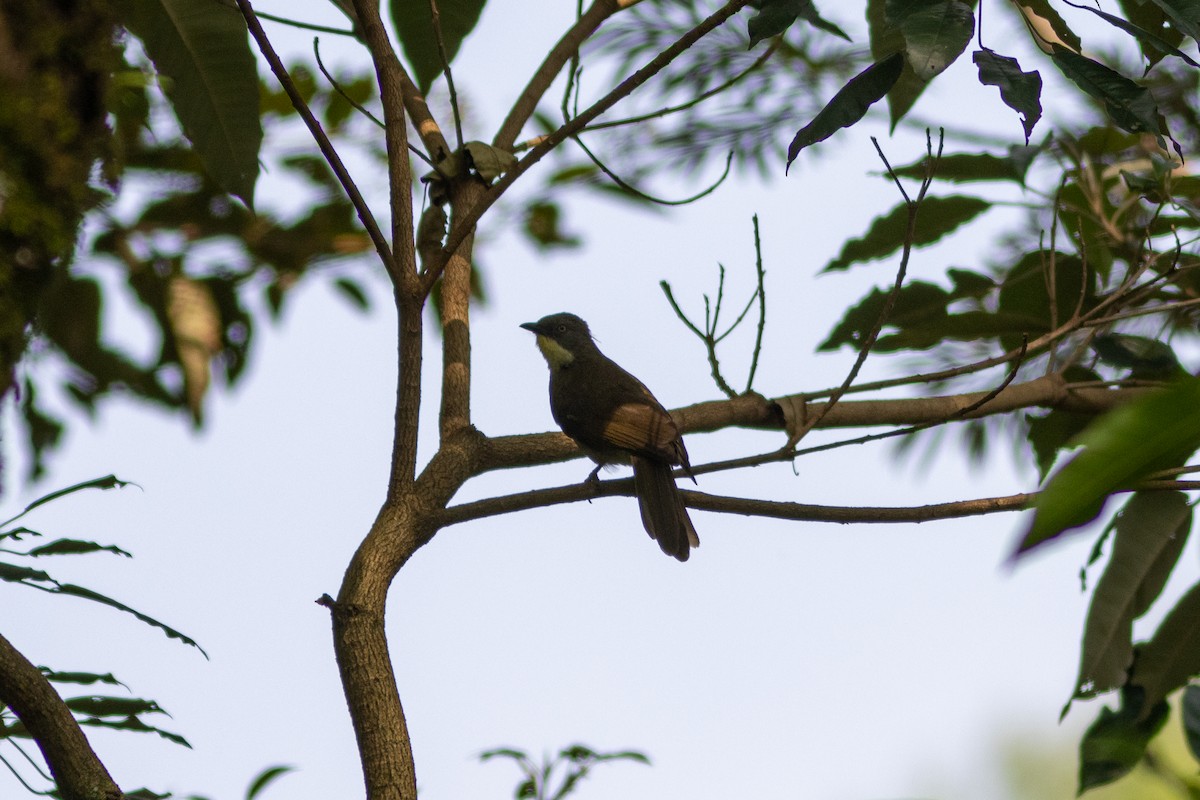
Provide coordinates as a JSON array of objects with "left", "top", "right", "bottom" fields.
[
  {"left": 438, "top": 479, "right": 1035, "bottom": 527},
  {"left": 428, "top": 0, "right": 464, "bottom": 149},
  {"left": 785, "top": 130, "right": 944, "bottom": 449},
  {"left": 254, "top": 9, "right": 357, "bottom": 36},
  {"left": 572, "top": 136, "right": 734, "bottom": 205},
  {"left": 583, "top": 40, "right": 779, "bottom": 134},
  {"left": 235, "top": 0, "right": 397, "bottom": 277},
  {"left": 433, "top": 0, "right": 754, "bottom": 291},
  {"left": 493, "top": 0, "right": 626, "bottom": 150},
  {"left": 746, "top": 214, "right": 766, "bottom": 393}
]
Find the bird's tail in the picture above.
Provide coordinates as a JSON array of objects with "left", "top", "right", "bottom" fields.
[{"left": 632, "top": 456, "right": 699, "bottom": 562}]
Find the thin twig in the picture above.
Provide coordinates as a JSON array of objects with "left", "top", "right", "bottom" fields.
[
  {"left": 745, "top": 214, "right": 766, "bottom": 393},
  {"left": 584, "top": 40, "right": 779, "bottom": 133},
  {"left": 438, "top": 480, "right": 1035, "bottom": 527},
  {"left": 254, "top": 9, "right": 356, "bottom": 36},
  {"left": 313, "top": 37, "right": 384, "bottom": 128},
  {"left": 428, "top": 0, "right": 464, "bottom": 149},
  {"left": 573, "top": 136, "right": 733, "bottom": 205},
  {"left": 662, "top": 278, "right": 738, "bottom": 397},
  {"left": 432, "top": 0, "right": 754, "bottom": 292},
  {"left": 493, "top": 0, "right": 625, "bottom": 150},
  {"left": 786, "top": 130, "right": 944, "bottom": 449},
  {"left": 234, "top": 0, "right": 397, "bottom": 277}
]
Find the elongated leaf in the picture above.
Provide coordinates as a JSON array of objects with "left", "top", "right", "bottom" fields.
[
  {"left": 66, "top": 696, "right": 164, "bottom": 717},
  {"left": 786, "top": 52, "right": 903, "bottom": 169},
  {"left": 53, "top": 583, "right": 208, "bottom": 657},
  {"left": 1078, "top": 694, "right": 1169, "bottom": 793},
  {"left": 899, "top": 1, "right": 975, "bottom": 80},
  {"left": 822, "top": 195, "right": 991, "bottom": 271},
  {"left": 867, "top": 0, "right": 926, "bottom": 127},
  {"left": 115, "top": 0, "right": 262, "bottom": 206},
  {"left": 0, "top": 475, "right": 132, "bottom": 528},
  {"left": 1050, "top": 48, "right": 1168, "bottom": 146},
  {"left": 1016, "top": 378, "right": 1200, "bottom": 557},
  {"left": 1012, "top": 0, "right": 1082, "bottom": 53},
  {"left": 43, "top": 671, "right": 128, "bottom": 689},
  {"left": 1065, "top": 0, "right": 1198, "bottom": 68},
  {"left": 1146, "top": 0, "right": 1200, "bottom": 44},
  {"left": 78, "top": 715, "right": 191, "bottom": 747},
  {"left": 973, "top": 49, "right": 1043, "bottom": 143},
  {"left": 391, "top": 0, "right": 487, "bottom": 92},
  {"left": 246, "top": 765, "right": 297, "bottom": 800},
  {"left": 1027, "top": 408, "right": 1094, "bottom": 480},
  {"left": 27, "top": 538, "right": 133, "bottom": 558},
  {"left": 1120, "top": 0, "right": 1189, "bottom": 67},
  {"left": 889, "top": 148, "right": 1040, "bottom": 184},
  {"left": 1130, "top": 578, "right": 1200, "bottom": 715},
  {"left": 1071, "top": 492, "right": 1191, "bottom": 702}
]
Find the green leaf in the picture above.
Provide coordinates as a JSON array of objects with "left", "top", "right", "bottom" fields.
[
  {"left": 391, "top": 0, "right": 487, "bottom": 92},
  {"left": 524, "top": 202, "right": 581, "bottom": 250},
  {"left": 1078, "top": 692, "right": 1169, "bottom": 793},
  {"left": 0, "top": 474, "right": 131, "bottom": 529},
  {"left": 27, "top": 538, "right": 133, "bottom": 558},
  {"left": 78, "top": 714, "right": 191, "bottom": 747},
  {"left": 1092, "top": 334, "right": 1184, "bottom": 379},
  {"left": 1183, "top": 684, "right": 1200, "bottom": 762},
  {"left": 246, "top": 765, "right": 297, "bottom": 800},
  {"left": 1015, "top": 378, "right": 1200, "bottom": 557},
  {"left": 463, "top": 141, "right": 517, "bottom": 182},
  {"left": 1071, "top": 492, "right": 1191, "bottom": 702},
  {"left": 1130, "top": 578, "right": 1200, "bottom": 715},
  {"left": 889, "top": 147, "right": 1040, "bottom": 184},
  {"left": 996, "top": 251, "right": 1093, "bottom": 352},
  {"left": 1011, "top": 0, "right": 1082, "bottom": 53},
  {"left": 53, "top": 583, "right": 208, "bottom": 657},
  {"left": 822, "top": 195, "right": 991, "bottom": 271},
  {"left": 972, "top": 49, "right": 1043, "bottom": 143},
  {"left": 867, "top": 0, "right": 926, "bottom": 127},
  {"left": 115, "top": 0, "right": 262, "bottom": 206},
  {"left": 1145, "top": 0, "right": 1200, "bottom": 44},
  {"left": 1119, "top": 0, "right": 1189, "bottom": 68},
  {"left": 748, "top": 0, "right": 851, "bottom": 46},
  {"left": 1066, "top": 0, "right": 1198, "bottom": 68},
  {"left": 66, "top": 696, "right": 164, "bottom": 717},
  {"left": 1026, "top": 408, "right": 1094, "bottom": 479},
  {"left": 897, "top": 1, "right": 975, "bottom": 81},
  {"left": 42, "top": 671, "right": 128, "bottom": 689},
  {"left": 1050, "top": 48, "right": 1169, "bottom": 147},
  {"left": 332, "top": 277, "right": 370, "bottom": 311},
  {"left": 785, "top": 52, "right": 903, "bottom": 169}
]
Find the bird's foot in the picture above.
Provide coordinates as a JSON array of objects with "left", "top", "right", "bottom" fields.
[{"left": 583, "top": 465, "right": 603, "bottom": 503}]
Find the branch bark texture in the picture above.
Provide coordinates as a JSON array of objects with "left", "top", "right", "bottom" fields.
[{"left": 0, "top": 632, "right": 121, "bottom": 800}]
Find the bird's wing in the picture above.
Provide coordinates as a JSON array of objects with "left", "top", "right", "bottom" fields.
[{"left": 602, "top": 402, "right": 680, "bottom": 460}]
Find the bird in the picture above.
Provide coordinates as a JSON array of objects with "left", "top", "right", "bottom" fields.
[{"left": 521, "top": 312, "right": 699, "bottom": 561}]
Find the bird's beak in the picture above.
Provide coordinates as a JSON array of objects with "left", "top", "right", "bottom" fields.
[{"left": 520, "top": 321, "right": 540, "bottom": 334}]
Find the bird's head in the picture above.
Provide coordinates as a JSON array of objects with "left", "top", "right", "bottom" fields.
[{"left": 521, "top": 312, "right": 595, "bottom": 368}]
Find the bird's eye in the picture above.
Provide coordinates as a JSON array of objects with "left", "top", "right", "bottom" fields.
[{"left": 557, "top": 324, "right": 566, "bottom": 333}]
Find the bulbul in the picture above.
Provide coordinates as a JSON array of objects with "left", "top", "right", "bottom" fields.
[{"left": 521, "top": 312, "right": 699, "bottom": 561}]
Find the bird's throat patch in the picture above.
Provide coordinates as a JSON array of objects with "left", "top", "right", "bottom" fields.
[{"left": 536, "top": 335, "right": 575, "bottom": 368}]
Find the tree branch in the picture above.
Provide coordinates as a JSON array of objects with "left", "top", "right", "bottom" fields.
[
  {"left": 234, "top": 0, "right": 397, "bottom": 279},
  {"left": 0, "top": 632, "right": 121, "bottom": 800},
  {"left": 433, "top": 0, "right": 754, "bottom": 288},
  {"left": 492, "top": 0, "right": 624, "bottom": 151}
]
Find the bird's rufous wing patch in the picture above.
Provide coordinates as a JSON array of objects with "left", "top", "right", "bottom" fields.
[{"left": 603, "top": 403, "right": 678, "bottom": 457}]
